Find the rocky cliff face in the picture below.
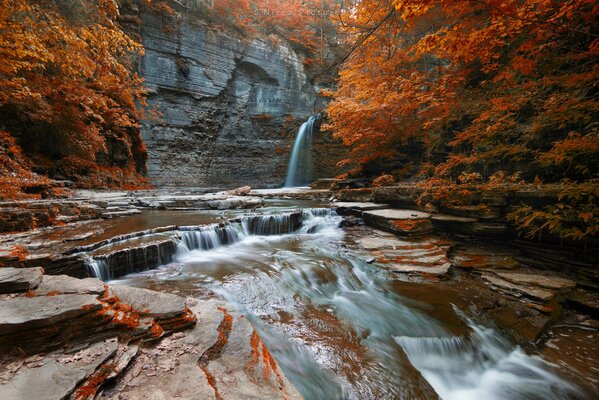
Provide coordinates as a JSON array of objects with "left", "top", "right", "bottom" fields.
[{"left": 140, "top": 14, "right": 344, "bottom": 188}]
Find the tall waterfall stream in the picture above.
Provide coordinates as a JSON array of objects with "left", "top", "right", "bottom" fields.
[
  {"left": 82, "top": 202, "right": 586, "bottom": 400},
  {"left": 285, "top": 116, "right": 316, "bottom": 187}
]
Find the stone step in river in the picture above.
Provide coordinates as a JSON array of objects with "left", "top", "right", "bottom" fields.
[{"left": 82, "top": 209, "right": 332, "bottom": 282}]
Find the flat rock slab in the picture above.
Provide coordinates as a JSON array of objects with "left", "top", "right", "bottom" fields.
[
  {"left": 440, "top": 204, "right": 501, "bottom": 219},
  {"left": 356, "top": 236, "right": 414, "bottom": 251},
  {"left": 0, "top": 338, "right": 118, "bottom": 400},
  {"left": 110, "top": 285, "right": 187, "bottom": 320},
  {"left": 431, "top": 213, "right": 478, "bottom": 223},
  {"left": 207, "top": 196, "right": 263, "bottom": 210},
  {"left": 451, "top": 246, "right": 520, "bottom": 270},
  {"left": 0, "top": 294, "right": 101, "bottom": 335},
  {"left": 363, "top": 209, "right": 433, "bottom": 235},
  {"left": 34, "top": 275, "right": 105, "bottom": 296},
  {"left": 567, "top": 289, "right": 599, "bottom": 314},
  {"left": 494, "top": 272, "right": 576, "bottom": 291},
  {"left": 333, "top": 202, "right": 389, "bottom": 211},
  {"left": 364, "top": 209, "right": 431, "bottom": 220},
  {"left": 0, "top": 267, "right": 43, "bottom": 294},
  {"left": 356, "top": 231, "right": 451, "bottom": 279},
  {"left": 482, "top": 273, "right": 555, "bottom": 302},
  {"left": 390, "top": 262, "right": 452, "bottom": 276},
  {"left": 102, "top": 299, "right": 301, "bottom": 400}
]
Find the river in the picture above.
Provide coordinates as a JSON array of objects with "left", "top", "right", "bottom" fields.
[{"left": 105, "top": 202, "right": 586, "bottom": 399}]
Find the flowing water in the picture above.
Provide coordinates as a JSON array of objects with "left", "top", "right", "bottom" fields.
[
  {"left": 104, "top": 207, "right": 585, "bottom": 399},
  {"left": 285, "top": 116, "right": 316, "bottom": 187}
]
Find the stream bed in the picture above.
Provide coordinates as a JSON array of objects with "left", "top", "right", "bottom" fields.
[{"left": 101, "top": 202, "right": 589, "bottom": 399}]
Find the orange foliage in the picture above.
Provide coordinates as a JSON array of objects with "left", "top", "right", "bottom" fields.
[
  {"left": 0, "top": 0, "right": 149, "bottom": 196},
  {"left": 326, "top": 0, "right": 598, "bottom": 180},
  {"left": 8, "top": 245, "right": 29, "bottom": 261},
  {"left": 188, "top": 0, "right": 338, "bottom": 63},
  {"left": 372, "top": 174, "right": 395, "bottom": 187},
  {"left": 73, "top": 364, "right": 116, "bottom": 400},
  {"left": 0, "top": 130, "right": 50, "bottom": 199},
  {"left": 325, "top": 0, "right": 598, "bottom": 240}
]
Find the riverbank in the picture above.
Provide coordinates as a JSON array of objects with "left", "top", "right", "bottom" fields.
[{"left": 0, "top": 187, "right": 597, "bottom": 398}]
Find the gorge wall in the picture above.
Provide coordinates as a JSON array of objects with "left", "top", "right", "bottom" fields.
[{"left": 139, "top": 13, "right": 345, "bottom": 188}]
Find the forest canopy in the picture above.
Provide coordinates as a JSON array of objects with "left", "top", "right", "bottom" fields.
[
  {"left": 0, "top": 0, "right": 151, "bottom": 198},
  {"left": 324, "top": 0, "right": 598, "bottom": 241}
]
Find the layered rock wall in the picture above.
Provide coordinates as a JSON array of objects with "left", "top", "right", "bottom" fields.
[{"left": 140, "top": 14, "right": 345, "bottom": 187}]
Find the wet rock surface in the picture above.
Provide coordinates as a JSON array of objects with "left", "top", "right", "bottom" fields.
[
  {"left": 0, "top": 189, "right": 265, "bottom": 235},
  {"left": 1, "top": 189, "right": 597, "bottom": 398},
  {"left": 0, "top": 266, "right": 297, "bottom": 399},
  {"left": 347, "top": 219, "right": 595, "bottom": 351},
  {"left": 102, "top": 299, "right": 301, "bottom": 400},
  {"left": 0, "top": 338, "right": 118, "bottom": 400}
]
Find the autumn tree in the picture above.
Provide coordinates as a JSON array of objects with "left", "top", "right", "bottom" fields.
[
  {"left": 0, "top": 0, "right": 149, "bottom": 198},
  {"left": 325, "top": 0, "right": 598, "bottom": 241}
]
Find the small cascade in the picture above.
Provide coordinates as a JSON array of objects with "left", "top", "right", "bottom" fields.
[
  {"left": 394, "top": 320, "right": 581, "bottom": 400},
  {"left": 285, "top": 116, "right": 317, "bottom": 187},
  {"left": 85, "top": 209, "right": 340, "bottom": 281},
  {"left": 85, "top": 238, "right": 178, "bottom": 281},
  {"left": 177, "top": 224, "right": 246, "bottom": 253},
  {"left": 298, "top": 208, "right": 341, "bottom": 234},
  {"left": 86, "top": 258, "right": 110, "bottom": 282},
  {"left": 242, "top": 212, "right": 303, "bottom": 235}
]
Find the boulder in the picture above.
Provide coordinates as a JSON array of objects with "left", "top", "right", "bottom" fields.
[{"left": 0, "top": 267, "right": 44, "bottom": 294}]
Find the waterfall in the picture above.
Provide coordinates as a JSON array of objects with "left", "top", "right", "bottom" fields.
[
  {"left": 86, "top": 258, "right": 110, "bottom": 282},
  {"left": 285, "top": 116, "right": 317, "bottom": 187}
]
